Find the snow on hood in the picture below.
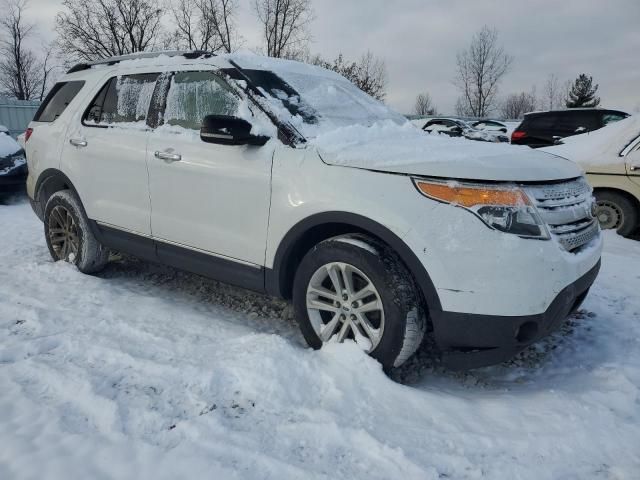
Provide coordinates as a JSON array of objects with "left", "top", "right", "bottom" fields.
[
  {"left": 541, "top": 115, "right": 640, "bottom": 165},
  {"left": 0, "top": 132, "right": 22, "bottom": 158},
  {"left": 314, "top": 122, "right": 583, "bottom": 182}
]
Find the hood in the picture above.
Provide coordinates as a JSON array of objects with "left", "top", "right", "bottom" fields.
[
  {"left": 0, "top": 132, "right": 21, "bottom": 159},
  {"left": 314, "top": 122, "right": 582, "bottom": 182},
  {"left": 541, "top": 115, "right": 640, "bottom": 167}
]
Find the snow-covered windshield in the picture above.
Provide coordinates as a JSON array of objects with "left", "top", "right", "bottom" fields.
[{"left": 226, "top": 55, "right": 407, "bottom": 138}]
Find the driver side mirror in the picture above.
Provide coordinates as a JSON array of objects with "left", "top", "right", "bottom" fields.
[{"left": 200, "top": 115, "right": 270, "bottom": 146}]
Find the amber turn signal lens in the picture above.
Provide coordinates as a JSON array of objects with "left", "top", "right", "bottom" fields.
[{"left": 414, "top": 180, "right": 530, "bottom": 207}]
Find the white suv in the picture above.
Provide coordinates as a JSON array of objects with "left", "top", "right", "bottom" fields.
[{"left": 25, "top": 51, "right": 602, "bottom": 370}]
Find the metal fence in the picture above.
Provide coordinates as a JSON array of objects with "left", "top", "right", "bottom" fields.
[{"left": 0, "top": 97, "right": 41, "bottom": 138}]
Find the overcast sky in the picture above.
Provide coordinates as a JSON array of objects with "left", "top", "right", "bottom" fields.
[{"left": 26, "top": 0, "right": 640, "bottom": 115}]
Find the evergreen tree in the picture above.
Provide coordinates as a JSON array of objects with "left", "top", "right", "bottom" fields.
[{"left": 566, "top": 74, "right": 600, "bottom": 108}]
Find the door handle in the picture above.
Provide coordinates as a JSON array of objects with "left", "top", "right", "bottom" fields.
[
  {"left": 631, "top": 164, "right": 639, "bottom": 172},
  {"left": 69, "top": 138, "right": 87, "bottom": 147},
  {"left": 154, "top": 150, "right": 182, "bottom": 162}
]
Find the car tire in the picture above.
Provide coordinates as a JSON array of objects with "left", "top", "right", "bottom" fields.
[
  {"left": 44, "top": 190, "right": 110, "bottom": 274},
  {"left": 594, "top": 191, "right": 639, "bottom": 237},
  {"left": 293, "top": 234, "right": 427, "bottom": 370}
]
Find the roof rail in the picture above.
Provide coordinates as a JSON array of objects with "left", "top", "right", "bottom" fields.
[{"left": 66, "top": 50, "right": 216, "bottom": 74}]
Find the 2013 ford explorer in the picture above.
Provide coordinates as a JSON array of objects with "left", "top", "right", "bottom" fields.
[{"left": 25, "top": 51, "right": 602, "bottom": 370}]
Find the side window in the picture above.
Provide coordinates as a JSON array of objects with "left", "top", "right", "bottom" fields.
[
  {"left": 525, "top": 115, "right": 556, "bottom": 129},
  {"left": 163, "top": 71, "right": 239, "bottom": 130},
  {"left": 84, "top": 73, "right": 159, "bottom": 126},
  {"left": 33, "top": 81, "right": 85, "bottom": 122},
  {"left": 602, "top": 113, "right": 627, "bottom": 126}
]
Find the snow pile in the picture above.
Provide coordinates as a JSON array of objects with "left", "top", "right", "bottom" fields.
[
  {"left": 543, "top": 115, "right": 640, "bottom": 164},
  {"left": 0, "top": 199, "right": 639, "bottom": 479}
]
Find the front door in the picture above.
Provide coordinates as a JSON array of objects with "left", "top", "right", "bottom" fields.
[
  {"left": 147, "top": 70, "right": 274, "bottom": 266},
  {"left": 627, "top": 148, "right": 640, "bottom": 188},
  {"left": 61, "top": 73, "right": 160, "bottom": 235}
]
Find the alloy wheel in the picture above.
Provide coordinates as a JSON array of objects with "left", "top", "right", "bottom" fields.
[
  {"left": 48, "top": 205, "right": 80, "bottom": 262},
  {"left": 306, "top": 262, "right": 385, "bottom": 352}
]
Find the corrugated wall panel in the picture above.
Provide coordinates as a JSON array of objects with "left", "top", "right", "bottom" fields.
[{"left": 0, "top": 98, "right": 41, "bottom": 138}]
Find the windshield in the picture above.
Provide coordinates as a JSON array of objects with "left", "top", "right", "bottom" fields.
[{"left": 226, "top": 57, "right": 407, "bottom": 139}]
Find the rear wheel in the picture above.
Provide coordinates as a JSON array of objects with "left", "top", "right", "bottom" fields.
[
  {"left": 44, "top": 190, "right": 110, "bottom": 273},
  {"left": 293, "top": 234, "right": 426, "bottom": 370},
  {"left": 594, "top": 191, "right": 639, "bottom": 237}
]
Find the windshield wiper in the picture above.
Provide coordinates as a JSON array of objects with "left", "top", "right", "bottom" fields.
[{"left": 225, "top": 61, "right": 307, "bottom": 147}]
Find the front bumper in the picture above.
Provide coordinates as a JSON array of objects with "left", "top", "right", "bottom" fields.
[
  {"left": 0, "top": 171, "right": 27, "bottom": 191},
  {"left": 433, "top": 260, "right": 600, "bottom": 370}
]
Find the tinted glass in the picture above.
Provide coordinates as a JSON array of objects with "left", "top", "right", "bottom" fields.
[
  {"left": 522, "top": 114, "right": 556, "bottom": 129},
  {"left": 163, "top": 71, "right": 239, "bottom": 130},
  {"left": 554, "top": 112, "right": 598, "bottom": 131},
  {"left": 34, "top": 81, "right": 85, "bottom": 122},
  {"left": 84, "top": 73, "right": 159, "bottom": 126}
]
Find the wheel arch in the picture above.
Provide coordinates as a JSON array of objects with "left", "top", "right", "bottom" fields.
[
  {"left": 266, "top": 211, "right": 442, "bottom": 315},
  {"left": 593, "top": 186, "right": 640, "bottom": 211},
  {"left": 32, "top": 168, "right": 83, "bottom": 220}
]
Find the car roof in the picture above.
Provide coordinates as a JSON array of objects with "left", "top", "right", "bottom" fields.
[
  {"left": 61, "top": 50, "right": 347, "bottom": 85},
  {"left": 525, "top": 108, "right": 629, "bottom": 117}
]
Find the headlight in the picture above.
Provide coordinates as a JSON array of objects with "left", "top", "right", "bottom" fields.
[{"left": 413, "top": 178, "right": 549, "bottom": 239}]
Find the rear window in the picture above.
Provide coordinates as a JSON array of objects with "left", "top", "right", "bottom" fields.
[{"left": 33, "top": 81, "right": 85, "bottom": 122}]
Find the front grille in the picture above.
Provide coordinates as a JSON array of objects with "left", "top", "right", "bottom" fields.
[{"left": 524, "top": 178, "right": 600, "bottom": 252}]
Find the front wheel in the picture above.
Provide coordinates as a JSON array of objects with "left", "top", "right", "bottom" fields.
[
  {"left": 293, "top": 234, "right": 426, "bottom": 370},
  {"left": 44, "top": 190, "right": 110, "bottom": 274},
  {"left": 594, "top": 191, "right": 639, "bottom": 237}
]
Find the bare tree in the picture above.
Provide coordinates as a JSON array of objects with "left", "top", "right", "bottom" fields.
[
  {"left": 414, "top": 92, "right": 437, "bottom": 116},
  {"left": 0, "top": 0, "right": 52, "bottom": 100},
  {"left": 454, "top": 26, "right": 513, "bottom": 117},
  {"left": 254, "top": 0, "right": 313, "bottom": 60},
  {"left": 55, "top": 0, "right": 164, "bottom": 63},
  {"left": 311, "top": 52, "right": 387, "bottom": 101},
  {"left": 543, "top": 73, "right": 564, "bottom": 110},
  {"left": 167, "top": 0, "right": 240, "bottom": 53},
  {"left": 500, "top": 89, "right": 538, "bottom": 119}
]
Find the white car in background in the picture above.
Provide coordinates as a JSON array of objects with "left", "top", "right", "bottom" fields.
[
  {"left": 25, "top": 51, "right": 602, "bottom": 370},
  {"left": 543, "top": 116, "right": 640, "bottom": 236}
]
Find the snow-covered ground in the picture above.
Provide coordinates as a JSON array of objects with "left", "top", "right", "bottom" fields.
[{"left": 1, "top": 195, "right": 639, "bottom": 479}]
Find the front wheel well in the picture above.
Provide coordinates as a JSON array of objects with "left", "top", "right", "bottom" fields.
[
  {"left": 275, "top": 222, "right": 368, "bottom": 299},
  {"left": 269, "top": 212, "right": 442, "bottom": 323}
]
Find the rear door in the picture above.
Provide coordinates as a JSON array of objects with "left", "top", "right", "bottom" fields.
[
  {"left": 60, "top": 73, "right": 159, "bottom": 235},
  {"left": 146, "top": 69, "right": 274, "bottom": 266},
  {"left": 554, "top": 110, "right": 599, "bottom": 138}
]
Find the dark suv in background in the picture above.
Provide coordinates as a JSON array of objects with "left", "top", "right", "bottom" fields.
[{"left": 511, "top": 108, "right": 629, "bottom": 148}]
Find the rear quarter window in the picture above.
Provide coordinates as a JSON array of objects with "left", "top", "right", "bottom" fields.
[
  {"left": 33, "top": 81, "right": 85, "bottom": 122},
  {"left": 554, "top": 111, "right": 599, "bottom": 131}
]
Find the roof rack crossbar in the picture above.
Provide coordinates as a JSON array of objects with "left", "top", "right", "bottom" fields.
[{"left": 66, "top": 50, "right": 216, "bottom": 74}]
